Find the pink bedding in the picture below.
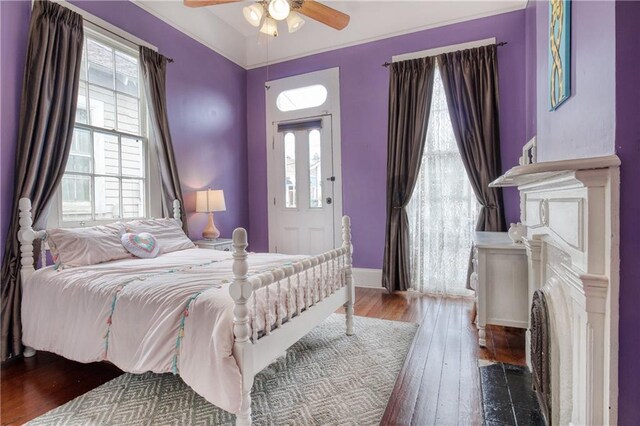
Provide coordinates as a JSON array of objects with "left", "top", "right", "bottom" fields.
[{"left": 21, "top": 248, "right": 337, "bottom": 414}]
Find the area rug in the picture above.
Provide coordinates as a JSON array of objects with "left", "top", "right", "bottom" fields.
[{"left": 28, "top": 314, "right": 417, "bottom": 426}]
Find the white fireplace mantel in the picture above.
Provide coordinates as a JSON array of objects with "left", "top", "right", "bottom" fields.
[{"left": 491, "top": 155, "right": 620, "bottom": 425}]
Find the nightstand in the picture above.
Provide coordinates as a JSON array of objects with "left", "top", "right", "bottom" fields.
[
  {"left": 472, "top": 231, "right": 528, "bottom": 347},
  {"left": 193, "top": 238, "right": 233, "bottom": 252}
]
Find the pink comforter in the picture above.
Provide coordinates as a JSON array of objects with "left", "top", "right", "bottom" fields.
[{"left": 22, "top": 248, "right": 332, "bottom": 414}]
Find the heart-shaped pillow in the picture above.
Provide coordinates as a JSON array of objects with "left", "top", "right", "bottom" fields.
[{"left": 121, "top": 232, "right": 159, "bottom": 259}]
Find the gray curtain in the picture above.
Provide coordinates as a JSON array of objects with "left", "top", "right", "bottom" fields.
[
  {"left": 1, "top": 0, "right": 83, "bottom": 361},
  {"left": 139, "top": 47, "right": 187, "bottom": 231},
  {"left": 382, "top": 57, "right": 436, "bottom": 292},
  {"left": 437, "top": 45, "right": 506, "bottom": 233},
  {"left": 437, "top": 45, "right": 506, "bottom": 289}
]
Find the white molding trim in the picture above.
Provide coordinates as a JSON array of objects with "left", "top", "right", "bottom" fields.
[
  {"left": 352, "top": 268, "right": 382, "bottom": 288},
  {"left": 130, "top": 0, "right": 245, "bottom": 68},
  {"left": 265, "top": 68, "right": 343, "bottom": 254},
  {"left": 53, "top": 0, "right": 525, "bottom": 70},
  {"left": 392, "top": 37, "right": 496, "bottom": 63},
  {"left": 244, "top": 3, "right": 524, "bottom": 69},
  {"left": 497, "top": 155, "right": 620, "bottom": 425},
  {"left": 52, "top": 0, "right": 157, "bottom": 51}
]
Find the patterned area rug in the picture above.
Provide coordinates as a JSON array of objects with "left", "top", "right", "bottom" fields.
[{"left": 28, "top": 314, "right": 417, "bottom": 426}]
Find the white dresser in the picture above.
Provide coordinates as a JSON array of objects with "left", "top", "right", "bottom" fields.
[
  {"left": 472, "top": 231, "right": 528, "bottom": 347},
  {"left": 193, "top": 238, "right": 233, "bottom": 252}
]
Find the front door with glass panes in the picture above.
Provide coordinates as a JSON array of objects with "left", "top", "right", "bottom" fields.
[{"left": 270, "top": 116, "right": 335, "bottom": 255}]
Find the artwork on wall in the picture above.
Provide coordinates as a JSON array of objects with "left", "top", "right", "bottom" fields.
[{"left": 549, "top": 0, "right": 571, "bottom": 110}]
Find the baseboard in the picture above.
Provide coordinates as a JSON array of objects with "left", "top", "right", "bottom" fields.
[{"left": 352, "top": 268, "right": 383, "bottom": 288}]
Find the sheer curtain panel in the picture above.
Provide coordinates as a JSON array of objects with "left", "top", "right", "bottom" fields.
[{"left": 407, "top": 68, "right": 478, "bottom": 295}]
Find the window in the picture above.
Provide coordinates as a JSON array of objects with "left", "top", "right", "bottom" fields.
[
  {"left": 308, "top": 129, "right": 322, "bottom": 208},
  {"left": 58, "top": 28, "right": 150, "bottom": 225},
  {"left": 407, "top": 67, "right": 479, "bottom": 296},
  {"left": 284, "top": 132, "right": 297, "bottom": 208},
  {"left": 276, "top": 84, "right": 328, "bottom": 112}
]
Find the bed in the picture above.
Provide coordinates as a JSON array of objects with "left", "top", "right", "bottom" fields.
[{"left": 18, "top": 198, "right": 354, "bottom": 425}]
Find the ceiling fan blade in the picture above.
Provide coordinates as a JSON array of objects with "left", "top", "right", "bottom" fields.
[
  {"left": 297, "top": 1, "right": 350, "bottom": 30},
  {"left": 183, "top": 0, "right": 241, "bottom": 7}
]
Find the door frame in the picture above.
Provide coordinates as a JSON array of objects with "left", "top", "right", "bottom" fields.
[{"left": 265, "top": 68, "right": 343, "bottom": 253}]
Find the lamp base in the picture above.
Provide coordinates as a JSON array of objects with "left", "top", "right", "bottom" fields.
[{"left": 202, "top": 212, "right": 220, "bottom": 240}]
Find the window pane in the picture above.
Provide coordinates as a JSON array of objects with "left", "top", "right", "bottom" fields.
[
  {"left": 88, "top": 84, "right": 116, "bottom": 129},
  {"left": 93, "top": 132, "right": 119, "bottom": 176},
  {"left": 276, "top": 85, "right": 328, "bottom": 112},
  {"left": 87, "top": 38, "right": 114, "bottom": 89},
  {"left": 94, "top": 176, "right": 120, "bottom": 220},
  {"left": 66, "top": 128, "right": 92, "bottom": 173},
  {"left": 115, "top": 51, "right": 139, "bottom": 97},
  {"left": 122, "top": 179, "right": 145, "bottom": 218},
  {"left": 76, "top": 81, "right": 89, "bottom": 124},
  {"left": 62, "top": 174, "right": 92, "bottom": 222},
  {"left": 284, "top": 132, "right": 296, "bottom": 208},
  {"left": 308, "top": 129, "right": 322, "bottom": 208},
  {"left": 116, "top": 93, "right": 140, "bottom": 134},
  {"left": 121, "top": 137, "right": 145, "bottom": 177}
]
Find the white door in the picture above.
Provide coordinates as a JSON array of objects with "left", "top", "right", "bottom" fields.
[{"left": 269, "top": 116, "right": 336, "bottom": 255}]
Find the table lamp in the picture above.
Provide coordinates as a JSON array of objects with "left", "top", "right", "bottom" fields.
[{"left": 196, "top": 189, "right": 226, "bottom": 240}]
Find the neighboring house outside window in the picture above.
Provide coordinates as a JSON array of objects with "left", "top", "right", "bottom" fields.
[{"left": 50, "top": 26, "right": 160, "bottom": 227}]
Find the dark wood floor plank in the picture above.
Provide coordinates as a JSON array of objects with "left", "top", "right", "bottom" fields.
[
  {"left": 410, "top": 297, "right": 454, "bottom": 425},
  {"left": 1, "top": 288, "right": 524, "bottom": 426},
  {"left": 380, "top": 296, "right": 443, "bottom": 425},
  {"left": 433, "top": 296, "right": 463, "bottom": 425},
  {"left": 458, "top": 299, "right": 483, "bottom": 426}
]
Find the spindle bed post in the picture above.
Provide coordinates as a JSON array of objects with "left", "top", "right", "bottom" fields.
[
  {"left": 173, "top": 199, "right": 182, "bottom": 224},
  {"left": 229, "top": 227, "right": 254, "bottom": 426},
  {"left": 343, "top": 216, "right": 355, "bottom": 336},
  {"left": 18, "top": 198, "right": 40, "bottom": 358}
]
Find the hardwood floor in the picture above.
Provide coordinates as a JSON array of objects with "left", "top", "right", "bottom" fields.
[{"left": 0, "top": 287, "right": 525, "bottom": 426}]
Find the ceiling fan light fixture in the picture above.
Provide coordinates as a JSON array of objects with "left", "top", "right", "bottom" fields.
[
  {"left": 259, "top": 16, "right": 279, "bottom": 37},
  {"left": 286, "top": 11, "right": 305, "bottom": 33},
  {"left": 242, "top": 4, "right": 264, "bottom": 27},
  {"left": 267, "top": 0, "right": 290, "bottom": 21}
]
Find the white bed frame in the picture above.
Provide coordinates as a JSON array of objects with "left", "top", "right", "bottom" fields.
[{"left": 18, "top": 198, "right": 355, "bottom": 425}]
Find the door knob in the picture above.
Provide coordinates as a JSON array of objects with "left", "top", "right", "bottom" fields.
[{"left": 326, "top": 197, "right": 332, "bottom": 204}]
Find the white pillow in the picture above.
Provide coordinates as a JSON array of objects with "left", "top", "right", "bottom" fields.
[
  {"left": 47, "top": 223, "right": 131, "bottom": 268},
  {"left": 121, "top": 232, "right": 160, "bottom": 258},
  {"left": 124, "top": 218, "right": 194, "bottom": 254}
]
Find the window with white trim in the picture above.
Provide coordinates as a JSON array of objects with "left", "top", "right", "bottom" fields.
[{"left": 52, "top": 26, "right": 159, "bottom": 227}]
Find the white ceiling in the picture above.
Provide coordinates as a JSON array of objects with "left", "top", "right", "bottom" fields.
[{"left": 133, "top": 0, "right": 527, "bottom": 69}]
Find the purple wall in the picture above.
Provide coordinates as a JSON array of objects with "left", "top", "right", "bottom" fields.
[
  {"left": 528, "top": 0, "right": 639, "bottom": 422},
  {"left": 247, "top": 10, "right": 527, "bottom": 269},
  {"left": 0, "top": 1, "right": 30, "bottom": 262},
  {"left": 535, "top": 0, "right": 616, "bottom": 161},
  {"left": 615, "top": 1, "right": 640, "bottom": 423},
  {"left": 524, "top": 1, "right": 537, "bottom": 141},
  {"left": 0, "top": 0, "right": 248, "bottom": 251}
]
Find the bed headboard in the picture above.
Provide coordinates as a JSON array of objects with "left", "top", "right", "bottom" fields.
[{"left": 17, "top": 198, "right": 183, "bottom": 282}]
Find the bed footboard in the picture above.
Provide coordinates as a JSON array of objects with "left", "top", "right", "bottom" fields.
[{"left": 229, "top": 216, "right": 354, "bottom": 425}]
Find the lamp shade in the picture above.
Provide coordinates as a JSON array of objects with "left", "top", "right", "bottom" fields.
[
  {"left": 243, "top": 4, "right": 264, "bottom": 27},
  {"left": 287, "top": 11, "right": 305, "bottom": 33},
  {"left": 268, "top": 0, "right": 290, "bottom": 21},
  {"left": 196, "top": 189, "right": 226, "bottom": 213},
  {"left": 259, "top": 16, "right": 278, "bottom": 37}
]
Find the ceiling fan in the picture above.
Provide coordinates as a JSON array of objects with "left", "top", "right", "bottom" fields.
[{"left": 184, "top": 0, "right": 350, "bottom": 36}]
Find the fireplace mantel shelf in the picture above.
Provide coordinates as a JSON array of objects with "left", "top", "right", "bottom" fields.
[
  {"left": 509, "top": 153, "right": 620, "bottom": 426},
  {"left": 490, "top": 154, "right": 620, "bottom": 188}
]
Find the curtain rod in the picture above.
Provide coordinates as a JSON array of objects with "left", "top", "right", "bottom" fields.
[
  {"left": 86, "top": 20, "right": 174, "bottom": 63},
  {"left": 53, "top": 1, "right": 174, "bottom": 63},
  {"left": 381, "top": 41, "right": 507, "bottom": 68}
]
